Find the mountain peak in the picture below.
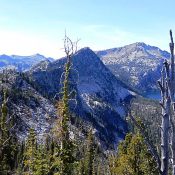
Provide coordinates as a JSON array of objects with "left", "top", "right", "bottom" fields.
[
  {"left": 75, "top": 47, "right": 94, "bottom": 55},
  {"left": 96, "top": 43, "right": 170, "bottom": 92},
  {"left": 97, "top": 42, "right": 169, "bottom": 59},
  {"left": 32, "top": 53, "right": 45, "bottom": 57},
  {"left": 130, "top": 42, "right": 147, "bottom": 47}
]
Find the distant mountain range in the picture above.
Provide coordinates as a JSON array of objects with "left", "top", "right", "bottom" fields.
[
  {"left": 0, "top": 42, "right": 169, "bottom": 94},
  {"left": 96, "top": 42, "right": 170, "bottom": 94},
  {"left": 0, "top": 54, "right": 54, "bottom": 71}
]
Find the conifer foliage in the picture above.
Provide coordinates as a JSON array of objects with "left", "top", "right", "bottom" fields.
[
  {"left": 83, "top": 129, "right": 96, "bottom": 175},
  {"left": 109, "top": 133, "right": 159, "bottom": 175},
  {"left": 55, "top": 34, "right": 79, "bottom": 175},
  {"left": 23, "top": 128, "right": 37, "bottom": 174},
  {"left": 0, "top": 90, "right": 18, "bottom": 175}
]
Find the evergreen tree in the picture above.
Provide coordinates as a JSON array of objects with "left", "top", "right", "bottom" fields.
[
  {"left": 0, "top": 91, "right": 10, "bottom": 174},
  {"left": 23, "top": 128, "right": 37, "bottom": 175},
  {"left": 78, "top": 129, "right": 97, "bottom": 175},
  {"left": 16, "top": 140, "right": 25, "bottom": 174},
  {"left": 35, "top": 145, "right": 49, "bottom": 175},
  {"left": 58, "top": 35, "right": 77, "bottom": 175},
  {"left": 84, "top": 129, "right": 96, "bottom": 175},
  {"left": 50, "top": 140, "right": 62, "bottom": 175},
  {"left": 109, "top": 133, "right": 159, "bottom": 175},
  {"left": 0, "top": 90, "right": 18, "bottom": 174}
]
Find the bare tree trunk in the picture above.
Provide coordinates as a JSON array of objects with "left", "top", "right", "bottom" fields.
[
  {"left": 170, "top": 30, "right": 175, "bottom": 100},
  {"left": 158, "top": 30, "right": 175, "bottom": 175},
  {"left": 170, "top": 120, "right": 175, "bottom": 175},
  {"left": 160, "top": 91, "right": 170, "bottom": 175},
  {"left": 169, "top": 30, "right": 175, "bottom": 175},
  {"left": 158, "top": 65, "right": 170, "bottom": 175}
]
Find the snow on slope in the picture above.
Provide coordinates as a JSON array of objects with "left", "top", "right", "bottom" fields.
[{"left": 96, "top": 42, "right": 170, "bottom": 93}]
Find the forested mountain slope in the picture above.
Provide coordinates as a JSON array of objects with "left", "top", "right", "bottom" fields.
[{"left": 0, "top": 48, "right": 133, "bottom": 149}]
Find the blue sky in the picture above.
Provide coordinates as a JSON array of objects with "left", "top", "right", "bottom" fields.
[{"left": 0, "top": 0, "right": 174, "bottom": 58}]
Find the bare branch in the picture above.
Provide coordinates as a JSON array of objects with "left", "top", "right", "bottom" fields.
[
  {"left": 170, "top": 30, "right": 174, "bottom": 45},
  {"left": 158, "top": 80, "right": 164, "bottom": 93}
]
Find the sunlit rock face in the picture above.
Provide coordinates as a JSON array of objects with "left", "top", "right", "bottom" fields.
[{"left": 96, "top": 42, "right": 170, "bottom": 94}]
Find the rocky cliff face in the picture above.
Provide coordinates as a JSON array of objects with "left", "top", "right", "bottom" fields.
[{"left": 96, "top": 42, "right": 170, "bottom": 93}]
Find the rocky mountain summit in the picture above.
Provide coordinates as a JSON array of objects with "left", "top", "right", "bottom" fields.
[{"left": 96, "top": 42, "right": 170, "bottom": 93}]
